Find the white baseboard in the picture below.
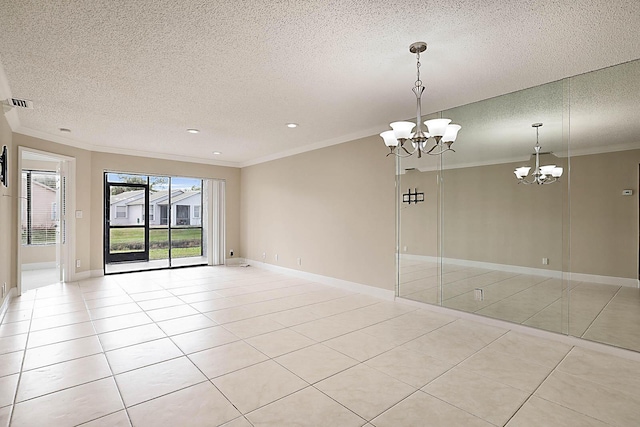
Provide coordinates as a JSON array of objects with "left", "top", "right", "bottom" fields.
[
  {"left": 0, "top": 287, "right": 17, "bottom": 321},
  {"left": 73, "top": 271, "right": 92, "bottom": 280},
  {"left": 21, "top": 262, "right": 56, "bottom": 271},
  {"left": 563, "top": 272, "right": 639, "bottom": 288},
  {"left": 90, "top": 270, "right": 105, "bottom": 278},
  {"left": 398, "top": 296, "right": 640, "bottom": 363},
  {"left": 401, "top": 254, "right": 638, "bottom": 288},
  {"left": 246, "top": 259, "right": 395, "bottom": 301},
  {"left": 225, "top": 257, "right": 247, "bottom": 266}
]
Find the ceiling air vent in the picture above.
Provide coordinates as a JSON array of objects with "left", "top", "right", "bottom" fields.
[{"left": 6, "top": 98, "right": 34, "bottom": 109}]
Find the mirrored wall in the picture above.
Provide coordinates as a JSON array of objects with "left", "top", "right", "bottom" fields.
[{"left": 397, "top": 58, "right": 640, "bottom": 352}]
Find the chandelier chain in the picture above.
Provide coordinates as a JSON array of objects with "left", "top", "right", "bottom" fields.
[{"left": 415, "top": 51, "right": 422, "bottom": 88}]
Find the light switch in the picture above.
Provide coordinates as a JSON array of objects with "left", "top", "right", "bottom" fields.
[{"left": 75, "top": 210, "right": 83, "bottom": 218}]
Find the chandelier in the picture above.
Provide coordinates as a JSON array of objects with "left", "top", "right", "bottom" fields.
[
  {"left": 380, "top": 42, "right": 461, "bottom": 158},
  {"left": 514, "top": 123, "right": 563, "bottom": 185}
]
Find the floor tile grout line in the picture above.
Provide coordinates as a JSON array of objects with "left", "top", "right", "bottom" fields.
[
  {"left": 73, "top": 409, "right": 129, "bottom": 427},
  {"left": 580, "top": 285, "right": 624, "bottom": 339},
  {"left": 7, "top": 282, "right": 43, "bottom": 426},
  {"left": 499, "top": 344, "right": 580, "bottom": 426},
  {"left": 12, "top": 266, "right": 631, "bottom": 426},
  {"left": 445, "top": 274, "right": 549, "bottom": 304},
  {"left": 518, "top": 292, "right": 568, "bottom": 326},
  {"left": 401, "top": 261, "right": 629, "bottom": 339},
  {"left": 86, "top": 280, "right": 140, "bottom": 427},
  {"left": 11, "top": 373, "right": 115, "bottom": 406},
  {"left": 530, "top": 394, "right": 617, "bottom": 427},
  {"left": 439, "top": 270, "right": 520, "bottom": 300},
  {"left": 395, "top": 325, "right": 528, "bottom": 426},
  {"left": 415, "top": 390, "right": 502, "bottom": 427},
  {"left": 123, "top": 281, "right": 247, "bottom": 423},
  {"left": 464, "top": 276, "right": 556, "bottom": 316},
  {"left": 83, "top": 282, "right": 133, "bottom": 426}
]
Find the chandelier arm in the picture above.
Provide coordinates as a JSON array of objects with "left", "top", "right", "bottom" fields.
[
  {"left": 391, "top": 150, "right": 418, "bottom": 159},
  {"left": 518, "top": 178, "right": 535, "bottom": 185},
  {"left": 424, "top": 143, "right": 440, "bottom": 155},
  {"left": 426, "top": 147, "right": 454, "bottom": 156},
  {"left": 381, "top": 42, "right": 458, "bottom": 159}
]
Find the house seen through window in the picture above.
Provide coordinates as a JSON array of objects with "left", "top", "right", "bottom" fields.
[{"left": 21, "top": 170, "right": 59, "bottom": 245}]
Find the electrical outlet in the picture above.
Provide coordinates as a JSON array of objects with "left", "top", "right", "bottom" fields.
[
  {"left": 262, "top": 252, "right": 266, "bottom": 260},
  {"left": 474, "top": 288, "right": 484, "bottom": 301},
  {"left": 275, "top": 254, "right": 278, "bottom": 261},
  {"left": 403, "top": 246, "right": 408, "bottom": 252},
  {"left": 542, "top": 258, "right": 549, "bottom": 265},
  {"left": 76, "top": 259, "right": 81, "bottom": 268},
  {"left": 297, "top": 257, "right": 301, "bottom": 266},
  {"left": 229, "top": 249, "right": 234, "bottom": 257}
]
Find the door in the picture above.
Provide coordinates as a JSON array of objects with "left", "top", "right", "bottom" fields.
[{"left": 104, "top": 182, "right": 149, "bottom": 263}]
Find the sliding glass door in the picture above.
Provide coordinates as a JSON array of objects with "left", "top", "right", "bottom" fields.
[
  {"left": 105, "top": 182, "right": 149, "bottom": 263},
  {"left": 169, "top": 177, "right": 204, "bottom": 266},
  {"left": 104, "top": 173, "right": 207, "bottom": 273}
]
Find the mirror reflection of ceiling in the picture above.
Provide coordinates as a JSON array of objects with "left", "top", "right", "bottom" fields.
[
  {"left": 401, "top": 59, "right": 640, "bottom": 172},
  {"left": 1, "top": 1, "right": 640, "bottom": 167}
]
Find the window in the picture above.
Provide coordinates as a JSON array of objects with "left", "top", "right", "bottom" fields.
[
  {"left": 116, "top": 206, "right": 127, "bottom": 218},
  {"left": 193, "top": 206, "right": 200, "bottom": 218},
  {"left": 22, "top": 170, "right": 58, "bottom": 245},
  {"left": 149, "top": 206, "right": 155, "bottom": 221},
  {"left": 176, "top": 205, "right": 190, "bottom": 225}
]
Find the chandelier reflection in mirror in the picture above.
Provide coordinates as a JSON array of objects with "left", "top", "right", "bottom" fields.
[
  {"left": 380, "top": 42, "right": 462, "bottom": 158},
  {"left": 514, "top": 123, "right": 563, "bottom": 185}
]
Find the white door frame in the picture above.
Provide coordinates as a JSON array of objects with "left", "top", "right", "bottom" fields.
[{"left": 17, "top": 146, "right": 76, "bottom": 295}]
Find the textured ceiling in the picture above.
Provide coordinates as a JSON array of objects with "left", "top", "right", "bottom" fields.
[{"left": 1, "top": 0, "right": 640, "bottom": 167}]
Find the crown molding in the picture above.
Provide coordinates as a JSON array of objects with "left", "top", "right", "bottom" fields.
[
  {"left": 238, "top": 124, "right": 387, "bottom": 168},
  {"left": 14, "top": 127, "right": 241, "bottom": 168},
  {"left": 399, "top": 141, "right": 640, "bottom": 174}
]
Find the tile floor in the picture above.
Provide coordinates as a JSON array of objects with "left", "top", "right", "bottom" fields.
[
  {"left": 20, "top": 268, "right": 59, "bottom": 293},
  {"left": 399, "top": 259, "right": 640, "bottom": 352},
  {"left": 1, "top": 265, "right": 639, "bottom": 426}
]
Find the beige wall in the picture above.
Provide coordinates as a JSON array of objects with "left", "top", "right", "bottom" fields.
[
  {"left": 0, "top": 114, "right": 14, "bottom": 302},
  {"left": 240, "top": 136, "right": 396, "bottom": 291},
  {"left": 570, "top": 150, "right": 640, "bottom": 279},
  {"left": 398, "top": 170, "right": 438, "bottom": 257}
]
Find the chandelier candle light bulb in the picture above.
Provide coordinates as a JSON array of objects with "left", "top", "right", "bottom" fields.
[{"left": 380, "top": 42, "right": 462, "bottom": 157}]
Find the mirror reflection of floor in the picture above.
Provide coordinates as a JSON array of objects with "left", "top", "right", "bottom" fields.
[{"left": 399, "top": 259, "right": 640, "bottom": 353}]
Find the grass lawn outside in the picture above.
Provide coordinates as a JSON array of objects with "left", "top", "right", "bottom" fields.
[{"left": 110, "top": 226, "right": 202, "bottom": 259}]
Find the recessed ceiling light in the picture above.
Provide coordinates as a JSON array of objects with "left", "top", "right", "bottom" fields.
[
  {"left": 212, "top": 151, "right": 222, "bottom": 155},
  {"left": 286, "top": 123, "right": 298, "bottom": 128},
  {"left": 59, "top": 128, "right": 71, "bottom": 133},
  {"left": 187, "top": 129, "right": 200, "bottom": 134}
]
